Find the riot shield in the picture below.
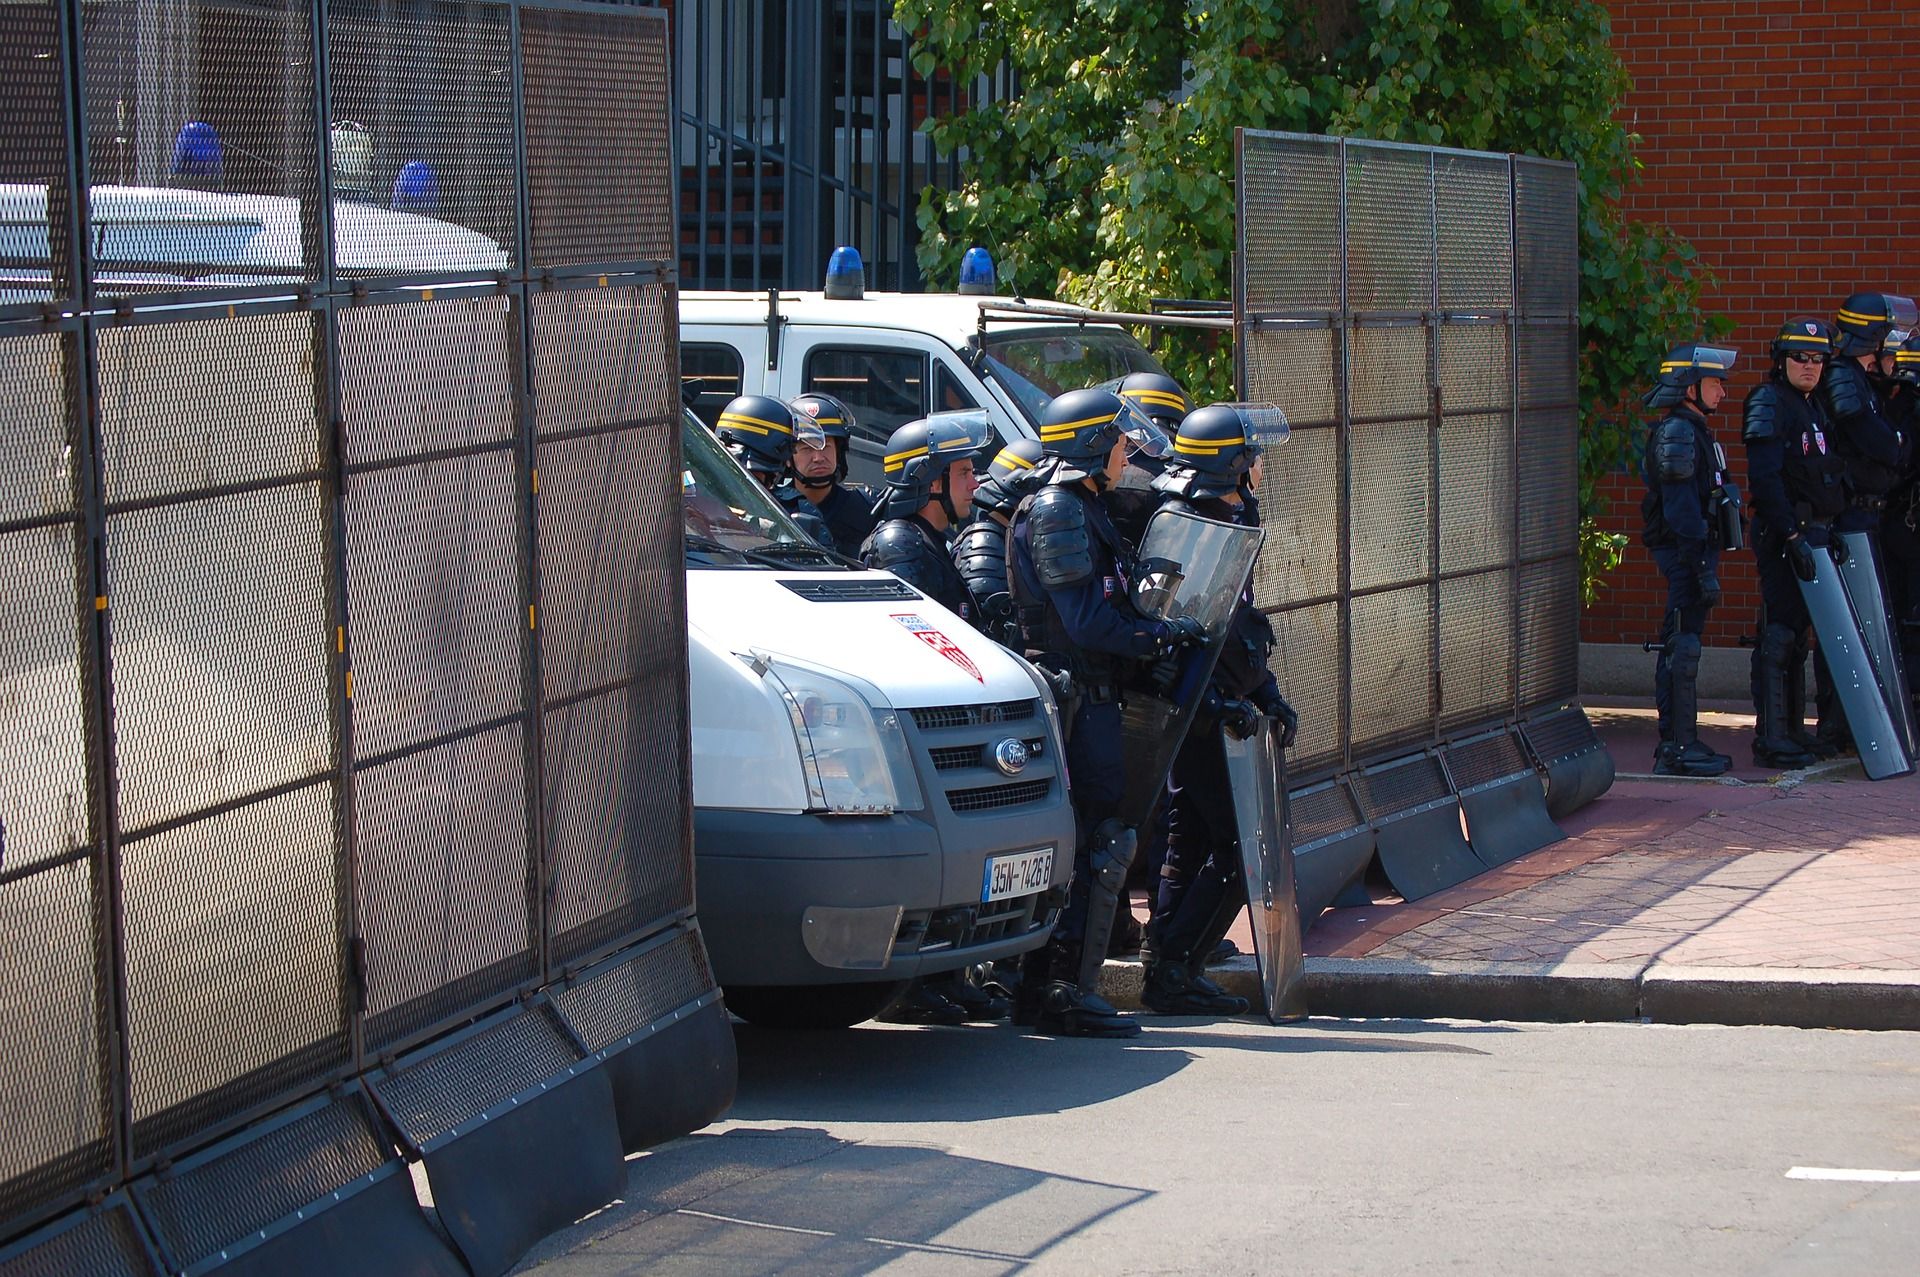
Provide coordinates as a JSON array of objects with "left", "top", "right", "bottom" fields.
[
  {"left": 1836, "top": 530, "right": 1919, "bottom": 756},
  {"left": 1223, "top": 718, "right": 1306, "bottom": 1023},
  {"left": 1797, "top": 551, "right": 1914, "bottom": 780},
  {"left": 1116, "top": 507, "right": 1267, "bottom": 828}
]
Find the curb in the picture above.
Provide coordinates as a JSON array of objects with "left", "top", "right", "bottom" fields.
[{"left": 1099, "top": 956, "right": 1920, "bottom": 1031}]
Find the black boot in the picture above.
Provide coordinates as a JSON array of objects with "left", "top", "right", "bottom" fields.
[
  {"left": 1654, "top": 632, "right": 1731, "bottom": 777},
  {"left": 878, "top": 980, "right": 968, "bottom": 1026},
  {"left": 1753, "top": 624, "right": 1816, "bottom": 767},
  {"left": 1010, "top": 951, "right": 1049, "bottom": 1027},
  {"left": 1141, "top": 960, "right": 1249, "bottom": 1016},
  {"left": 1786, "top": 636, "right": 1836, "bottom": 758},
  {"left": 1034, "top": 981, "right": 1141, "bottom": 1038},
  {"left": 944, "top": 971, "right": 1012, "bottom": 1022}
]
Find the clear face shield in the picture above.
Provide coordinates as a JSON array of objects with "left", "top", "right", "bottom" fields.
[
  {"left": 1886, "top": 296, "right": 1918, "bottom": 347},
  {"left": 1116, "top": 397, "right": 1172, "bottom": 459},
  {"left": 792, "top": 419, "right": 829, "bottom": 454},
  {"left": 1690, "top": 347, "right": 1739, "bottom": 379},
  {"left": 1223, "top": 403, "right": 1291, "bottom": 459},
  {"left": 925, "top": 409, "right": 997, "bottom": 462}
]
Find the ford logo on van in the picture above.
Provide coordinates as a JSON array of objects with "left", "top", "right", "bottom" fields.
[{"left": 992, "top": 738, "right": 1029, "bottom": 777}]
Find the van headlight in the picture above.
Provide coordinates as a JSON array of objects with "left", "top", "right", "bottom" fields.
[{"left": 760, "top": 657, "right": 923, "bottom": 815}]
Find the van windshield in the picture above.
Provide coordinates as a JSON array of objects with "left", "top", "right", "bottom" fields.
[
  {"left": 681, "top": 408, "right": 841, "bottom": 568},
  {"left": 977, "top": 326, "right": 1172, "bottom": 426}
]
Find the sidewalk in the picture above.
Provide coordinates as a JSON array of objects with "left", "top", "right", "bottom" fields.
[{"left": 1104, "top": 701, "right": 1920, "bottom": 1030}]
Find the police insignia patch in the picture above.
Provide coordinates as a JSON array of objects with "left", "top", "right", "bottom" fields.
[{"left": 890, "top": 613, "right": 984, "bottom": 682}]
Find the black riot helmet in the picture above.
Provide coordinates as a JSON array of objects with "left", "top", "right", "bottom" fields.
[
  {"left": 971, "top": 437, "right": 1050, "bottom": 518},
  {"left": 1770, "top": 317, "right": 1834, "bottom": 369},
  {"left": 1642, "top": 342, "right": 1738, "bottom": 410},
  {"left": 1833, "top": 292, "right": 1918, "bottom": 358},
  {"left": 788, "top": 391, "right": 857, "bottom": 482},
  {"left": 715, "top": 394, "right": 798, "bottom": 478},
  {"left": 1887, "top": 331, "right": 1920, "bottom": 386},
  {"left": 1116, "top": 372, "right": 1192, "bottom": 431},
  {"left": 1036, "top": 387, "right": 1170, "bottom": 485},
  {"left": 1152, "top": 402, "right": 1290, "bottom": 500},
  {"left": 878, "top": 410, "right": 997, "bottom": 521}
]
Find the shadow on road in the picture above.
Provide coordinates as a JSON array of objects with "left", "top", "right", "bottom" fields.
[
  {"left": 725, "top": 1018, "right": 1488, "bottom": 1126},
  {"left": 516, "top": 1127, "right": 1147, "bottom": 1275}
]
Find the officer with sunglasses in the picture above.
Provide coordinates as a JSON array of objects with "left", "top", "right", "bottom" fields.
[{"left": 1743, "top": 319, "right": 1849, "bottom": 766}]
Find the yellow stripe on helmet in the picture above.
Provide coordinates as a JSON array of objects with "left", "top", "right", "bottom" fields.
[
  {"left": 883, "top": 444, "right": 929, "bottom": 473},
  {"left": 994, "top": 449, "right": 1036, "bottom": 470},
  {"left": 1838, "top": 308, "right": 1882, "bottom": 324},
  {"left": 1173, "top": 435, "right": 1246, "bottom": 455},
  {"left": 717, "top": 412, "right": 792, "bottom": 435},
  {"left": 1779, "top": 333, "right": 1829, "bottom": 344},
  {"left": 1123, "top": 390, "right": 1187, "bottom": 408}
]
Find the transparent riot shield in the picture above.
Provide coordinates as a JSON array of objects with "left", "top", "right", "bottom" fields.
[
  {"left": 1797, "top": 550, "right": 1914, "bottom": 780},
  {"left": 1222, "top": 718, "right": 1306, "bottom": 1023},
  {"left": 1116, "top": 507, "right": 1267, "bottom": 827},
  {"left": 1836, "top": 530, "right": 1920, "bottom": 757}
]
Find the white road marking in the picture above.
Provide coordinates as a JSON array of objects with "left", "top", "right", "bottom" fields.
[{"left": 1786, "top": 1167, "right": 1920, "bottom": 1183}]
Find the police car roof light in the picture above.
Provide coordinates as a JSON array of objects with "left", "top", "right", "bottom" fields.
[
  {"left": 172, "top": 122, "right": 223, "bottom": 178},
  {"left": 825, "top": 245, "right": 865, "bottom": 300},
  {"left": 393, "top": 161, "right": 439, "bottom": 212},
  {"left": 958, "top": 246, "right": 996, "bottom": 296}
]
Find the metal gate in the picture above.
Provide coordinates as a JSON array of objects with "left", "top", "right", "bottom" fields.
[
  {"left": 1235, "top": 130, "right": 1613, "bottom": 917},
  {"left": 0, "top": 1, "right": 731, "bottom": 1272}
]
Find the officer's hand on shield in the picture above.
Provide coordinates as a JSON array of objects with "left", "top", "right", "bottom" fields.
[
  {"left": 1787, "top": 534, "right": 1819, "bottom": 583},
  {"left": 1158, "top": 614, "right": 1208, "bottom": 654},
  {"left": 1256, "top": 686, "right": 1299, "bottom": 748},
  {"left": 1830, "top": 537, "right": 1850, "bottom": 567},
  {"left": 1218, "top": 697, "right": 1261, "bottom": 740}
]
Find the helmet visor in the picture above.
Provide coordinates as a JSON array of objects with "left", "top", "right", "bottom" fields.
[
  {"left": 1688, "top": 347, "right": 1738, "bottom": 377},
  {"left": 1222, "top": 402, "right": 1290, "bottom": 454},
  {"left": 792, "top": 419, "right": 829, "bottom": 452},
  {"left": 1887, "top": 295, "right": 1919, "bottom": 346},
  {"left": 1116, "top": 397, "right": 1173, "bottom": 459},
  {"left": 925, "top": 409, "right": 997, "bottom": 461}
]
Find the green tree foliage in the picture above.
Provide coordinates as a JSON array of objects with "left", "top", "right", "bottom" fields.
[{"left": 899, "top": 0, "right": 1724, "bottom": 594}]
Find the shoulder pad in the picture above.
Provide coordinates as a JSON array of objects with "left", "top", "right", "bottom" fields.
[
  {"left": 1026, "top": 486, "right": 1095, "bottom": 590},
  {"left": 1654, "top": 416, "right": 1697, "bottom": 483},
  {"left": 863, "top": 520, "right": 933, "bottom": 572},
  {"left": 952, "top": 521, "right": 1008, "bottom": 578},
  {"left": 1822, "top": 360, "right": 1869, "bottom": 421},
  {"left": 1742, "top": 385, "right": 1778, "bottom": 442}
]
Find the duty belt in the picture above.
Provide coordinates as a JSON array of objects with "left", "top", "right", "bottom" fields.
[
  {"left": 1082, "top": 680, "right": 1120, "bottom": 705},
  {"left": 1852, "top": 494, "right": 1889, "bottom": 513}
]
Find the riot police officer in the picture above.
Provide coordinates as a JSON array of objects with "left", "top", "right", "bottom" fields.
[
  {"left": 1815, "top": 292, "right": 1916, "bottom": 749},
  {"left": 1879, "top": 331, "right": 1920, "bottom": 726},
  {"left": 714, "top": 395, "right": 834, "bottom": 547},
  {"left": 1141, "top": 403, "right": 1298, "bottom": 1016},
  {"left": 1008, "top": 387, "right": 1196, "bottom": 1038},
  {"left": 1640, "top": 342, "right": 1740, "bottom": 777},
  {"left": 789, "top": 391, "right": 880, "bottom": 557},
  {"left": 1743, "top": 319, "right": 1849, "bottom": 766},
  {"left": 859, "top": 413, "right": 992, "bottom": 614},
  {"left": 953, "top": 438, "right": 1051, "bottom": 648},
  {"left": 1106, "top": 372, "right": 1190, "bottom": 545}
]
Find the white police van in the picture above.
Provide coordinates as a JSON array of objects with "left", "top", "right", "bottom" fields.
[
  {"left": 678, "top": 407, "right": 1075, "bottom": 1028},
  {"left": 679, "top": 248, "right": 1178, "bottom": 488}
]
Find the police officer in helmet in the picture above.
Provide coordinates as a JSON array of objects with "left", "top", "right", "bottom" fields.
[
  {"left": 1106, "top": 372, "right": 1190, "bottom": 545},
  {"left": 1640, "top": 342, "right": 1740, "bottom": 777},
  {"left": 859, "top": 412, "right": 994, "bottom": 614},
  {"left": 714, "top": 395, "right": 835, "bottom": 548},
  {"left": 789, "top": 391, "right": 880, "bottom": 557},
  {"left": 1814, "top": 292, "right": 1916, "bottom": 749},
  {"left": 1141, "top": 403, "right": 1297, "bottom": 1015},
  {"left": 1878, "top": 330, "right": 1920, "bottom": 726},
  {"left": 1743, "top": 319, "right": 1848, "bottom": 767},
  {"left": 953, "top": 438, "right": 1051, "bottom": 649},
  {"left": 1008, "top": 387, "right": 1197, "bottom": 1038}
]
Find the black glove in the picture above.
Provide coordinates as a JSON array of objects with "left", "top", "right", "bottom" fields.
[
  {"left": 1786, "top": 534, "right": 1818, "bottom": 583},
  {"left": 1042, "top": 666, "right": 1076, "bottom": 706},
  {"left": 1156, "top": 614, "right": 1207, "bottom": 654},
  {"left": 1219, "top": 697, "right": 1260, "bottom": 740},
  {"left": 1254, "top": 686, "right": 1299, "bottom": 749},
  {"left": 1148, "top": 651, "right": 1184, "bottom": 695},
  {"left": 1696, "top": 566, "right": 1722, "bottom": 610},
  {"left": 1830, "top": 537, "right": 1850, "bottom": 567}
]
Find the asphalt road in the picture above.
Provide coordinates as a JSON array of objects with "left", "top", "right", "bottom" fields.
[{"left": 515, "top": 1016, "right": 1920, "bottom": 1276}]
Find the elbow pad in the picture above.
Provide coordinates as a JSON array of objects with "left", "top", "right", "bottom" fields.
[
  {"left": 1025, "top": 487, "right": 1095, "bottom": 590},
  {"left": 1654, "top": 417, "right": 1697, "bottom": 483},
  {"left": 1741, "top": 386, "right": 1777, "bottom": 442}
]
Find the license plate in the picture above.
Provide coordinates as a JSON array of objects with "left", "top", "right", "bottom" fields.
[{"left": 982, "top": 846, "right": 1054, "bottom": 903}]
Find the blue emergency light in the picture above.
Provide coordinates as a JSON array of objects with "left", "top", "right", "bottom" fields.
[
  {"left": 392, "top": 161, "right": 439, "bottom": 212},
  {"left": 824, "top": 245, "right": 864, "bottom": 300},
  {"left": 957, "top": 246, "right": 995, "bottom": 295},
  {"left": 171, "top": 122, "right": 223, "bottom": 178}
]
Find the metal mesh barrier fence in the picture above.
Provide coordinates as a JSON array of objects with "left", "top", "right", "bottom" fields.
[
  {"left": 1, "top": 0, "right": 723, "bottom": 1266},
  {"left": 1236, "top": 130, "right": 1607, "bottom": 909}
]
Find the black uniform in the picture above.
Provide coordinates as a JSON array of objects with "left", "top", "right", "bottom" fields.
[
  {"left": 861, "top": 515, "right": 970, "bottom": 618},
  {"left": 806, "top": 481, "right": 880, "bottom": 558},
  {"left": 1882, "top": 385, "right": 1920, "bottom": 720},
  {"left": 1640, "top": 404, "right": 1725, "bottom": 766},
  {"left": 1103, "top": 453, "right": 1166, "bottom": 547},
  {"left": 1819, "top": 358, "right": 1905, "bottom": 534},
  {"left": 773, "top": 481, "right": 834, "bottom": 548},
  {"left": 1743, "top": 376, "right": 1848, "bottom": 759}
]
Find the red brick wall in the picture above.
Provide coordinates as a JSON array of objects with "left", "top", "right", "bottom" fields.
[{"left": 1587, "top": 1, "right": 1920, "bottom": 646}]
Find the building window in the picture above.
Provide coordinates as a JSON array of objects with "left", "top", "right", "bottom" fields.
[
  {"left": 681, "top": 342, "right": 745, "bottom": 427},
  {"left": 803, "top": 345, "right": 927, "bottom": 445}
]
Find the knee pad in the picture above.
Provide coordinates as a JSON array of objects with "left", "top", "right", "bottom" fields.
[{"left": 1671, "top": 631, "right": 1702, "bottom": 680}]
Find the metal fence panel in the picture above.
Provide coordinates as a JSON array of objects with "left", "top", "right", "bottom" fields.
[
  {"left": 1238, "top": 129, "right": 1596, "bottom": 901},
  {"left": 0, "top": 0, "right": 77, "bottom": 313}
]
